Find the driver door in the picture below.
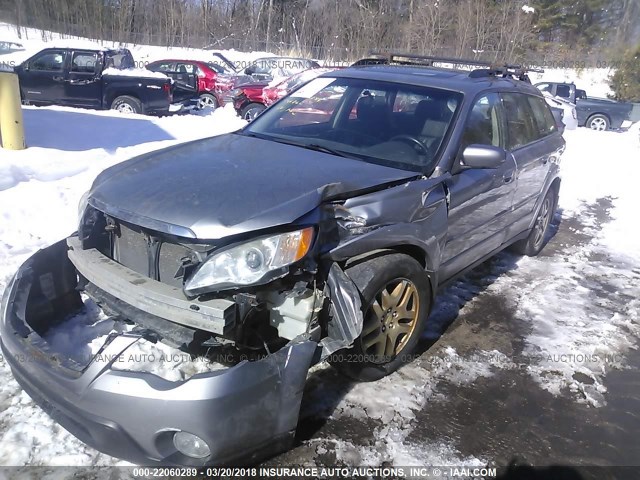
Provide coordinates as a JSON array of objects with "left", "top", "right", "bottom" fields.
[
  {"left": 439, "top": 92, "right": 517, "bottom": 281},
  {"left": 18, "top": 49, "right": 68, "bottom": 105}
]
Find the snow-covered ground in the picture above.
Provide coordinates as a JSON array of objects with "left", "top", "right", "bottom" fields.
[{"left": 0, "top": 105, "right": 245, "bottom": 466}]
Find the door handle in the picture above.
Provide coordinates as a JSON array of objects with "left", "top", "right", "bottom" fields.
[
  {"left": 503, "top": 171, "right": 514, "bottom": 183},
  {"left": 541, "top": 157, "right": 549, "bottom": 165},
  {"left": 52, "top": 76, "right": 64, "bottom": 82}
]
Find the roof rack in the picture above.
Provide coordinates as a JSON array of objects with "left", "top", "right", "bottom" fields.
[{"left": 352, "top": 52, "right": 544, "bottom": 83}]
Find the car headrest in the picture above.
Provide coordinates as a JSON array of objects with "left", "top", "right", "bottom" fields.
[
  {"left": 356, "top": 95, "right": 374, "bottom": 120},
  {"left": 416, "top": 98, "right": 452, "bottom": 123}
]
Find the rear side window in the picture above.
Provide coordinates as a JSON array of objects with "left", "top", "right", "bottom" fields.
[
  {"left": 536, "top": 83, "right": 552, "bottom": 93},
  {"left": 71, "top": 52, "right": 98, "bottom": 74},
  {"left": 177, "top": 63, "right": 196, "bottom": 74},
  {"left": 501, "top": 93, "right": 539, "bottom": 150},
  {"left": 526, "top": 95, "right": 557, "bottom": 138},
  {"left": 555, "top": 84, "right": 571, "bottom": 99},
  {"left": 152, "top": 62, "right": 175, "bottom": 72}
]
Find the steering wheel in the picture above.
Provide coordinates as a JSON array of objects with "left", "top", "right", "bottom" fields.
[
  {"left": 390, "top": 134, "right": 429, "bottom": 156},
  {"left": 327, "top": 129, "right": 379, "bottom": 146}
]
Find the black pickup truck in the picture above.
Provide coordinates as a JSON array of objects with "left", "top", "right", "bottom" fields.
[
  {"left": 15, "top": 48, "right": 173, "bottom": 115},
  {"left": 535, "top": 81, "right": 633, "bottom": 131}
]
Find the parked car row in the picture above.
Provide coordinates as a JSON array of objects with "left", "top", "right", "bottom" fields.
[
  {"left": 11, "top": 45, "right": 322, "bottom": 117},
  {"left": 144, "top": 55, "right": 322, "bottom": 115}
]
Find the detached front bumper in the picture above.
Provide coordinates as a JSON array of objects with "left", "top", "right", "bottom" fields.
[{"left": 0, "top": 239, "right": 317, "bottom": 466}]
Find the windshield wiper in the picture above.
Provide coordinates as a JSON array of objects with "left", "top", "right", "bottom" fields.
[
  {"left": 238, "top": 132, "right": 354, "bottom": 159},
  {"left": 301, "top": 143, "right": 349, "bottom": 158}
]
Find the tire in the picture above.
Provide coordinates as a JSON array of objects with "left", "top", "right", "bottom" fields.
[
  {"left": 197, "top": 93, "right": 218, "bottom": 110},
  {"left": 330, "top": 253, "right": 431, "bottom": 382},
  {"left": 111, "top": 95, "right": 143, "bottom": 115},
  {"left": 510, "top": 188, "right": 557, "bottom": 256},
  {"left": 240, "top": 103, "right": 266, "bottom": 121},
  {"left": 586, "top": 114, "right": 609, "bottom": 131}
]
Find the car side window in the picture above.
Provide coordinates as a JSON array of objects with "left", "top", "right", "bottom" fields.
[
  {"left": 30, "top": 50, "right": 66, "bottom": 72},
  {"left": 71, "top": 52, "right": 98, "bottom": 74},
  {"left": 501, "top": 93, "right": 539, "bottom": 150},
  {"left": 154, "top": 62, "right": 175, "bottom": 72},
  {"left": 555, "top": 84, "right": 571, "bottom": 99},
  {"left": 536, "top": 83, "right": 552, "bottom": 93},
  {"left": 177, "top": 63, "right": 196, "bottom": 74},
  {"left": 460, "top": 93, "right": 504, "bottom": 151},
  {"left": 527, "top": 95, "right": 557, "bottom": 138}
]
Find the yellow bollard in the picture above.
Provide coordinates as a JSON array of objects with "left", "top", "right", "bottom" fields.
[{"left": 0, "top": 71, "right": 26, "bottom": 150}]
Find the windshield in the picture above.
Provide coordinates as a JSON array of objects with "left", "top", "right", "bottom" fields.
[{"left": 243, "top": 77, "right": 462, "bottom": 172}]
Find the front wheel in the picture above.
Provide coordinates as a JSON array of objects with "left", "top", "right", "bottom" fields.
[
  {"left": 240, "top": 103, "right": 266, "bottom": 121},
  {"left": 587, "top": 114, "right": 609, "bottom": 131},
  {"left": 111, "top": 95, "right": 143, "bottom": 115},
  {"left": 330, "top": 253, "right": 431, "bottom": 382}
]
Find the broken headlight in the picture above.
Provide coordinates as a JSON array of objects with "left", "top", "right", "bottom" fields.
[
  {"left": 184, "top": 227, "right": 314, "bottom": 295},
  {"left": 77, "top": 190, "right": 90, "bottom": 226}
]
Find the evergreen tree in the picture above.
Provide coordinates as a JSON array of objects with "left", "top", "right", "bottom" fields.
[{"left": 609, "top": 44, "right": 640, "bottom": 102}]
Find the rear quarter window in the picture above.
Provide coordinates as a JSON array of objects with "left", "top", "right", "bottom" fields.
[{"left": 526, "top": 95, "right": 558, "bottom": 138}]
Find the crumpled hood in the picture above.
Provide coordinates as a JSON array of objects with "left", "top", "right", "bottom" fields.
[{"left": 88, "top": 134, "right": 416, "bottom": 239}]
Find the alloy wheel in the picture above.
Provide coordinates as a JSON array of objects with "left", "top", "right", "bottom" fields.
[
  {"left": 116, "top": 103, "right": 135, "bottom": 114},
  {"left": 198, "top": 95, "right": 217, "bottom": 109},
  {"left": 360, "top": 278, "right": 420, "bottom": 363},
  {"left": 533, "top": 196, "right": 552, "bottom": 248},
  {"left": 589, "top": 117, "right": 607, "bottom": 131}
]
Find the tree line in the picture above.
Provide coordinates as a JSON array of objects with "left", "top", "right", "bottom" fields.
[{"left": 1, "top": 0, "right": 638, "bottom": 64}]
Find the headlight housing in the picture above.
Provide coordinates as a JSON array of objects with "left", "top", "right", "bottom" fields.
[
  {"left": 77, "top": 190, "right": 90, "bottom": 226},
  {"left": 184, "top": 227, "right": 314, "bottom": 295}
]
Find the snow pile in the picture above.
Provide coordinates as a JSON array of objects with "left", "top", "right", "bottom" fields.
[
  {"left": 102, "top": 67, "right": 169, "bottom": 80},
  {"left": 522, "top": 5, "right": 535, "bottom": 14},
  {"left": 111, "top": 338, "right": 228, "bottom": 381}
]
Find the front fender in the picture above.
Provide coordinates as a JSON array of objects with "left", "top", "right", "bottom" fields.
[{"left": 324, "top": 178, "right": 449, "bottom": 275}]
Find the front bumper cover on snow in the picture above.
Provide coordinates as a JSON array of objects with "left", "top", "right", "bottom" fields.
[{"left": 0, "top": 239, "right": 318, "bottom": 466}]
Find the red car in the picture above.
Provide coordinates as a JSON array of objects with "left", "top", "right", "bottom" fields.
[
  {"left": 233, "top": 68, "right": 336, "bottom": 121},
  {"left": 147, "top": 59, "right": 230, "bottom": 109},
  {"left": 231, "top": 81, "right": 270, "bottom": 120}
]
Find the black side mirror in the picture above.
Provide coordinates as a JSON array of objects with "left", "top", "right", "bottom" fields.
[{"left": 462, "top": 144, "right": 506, "bottom": 169}]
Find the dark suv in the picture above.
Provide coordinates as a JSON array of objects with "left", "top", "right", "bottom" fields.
[{"left": 0, "top": 55, "right": 564, "bottom": 466}]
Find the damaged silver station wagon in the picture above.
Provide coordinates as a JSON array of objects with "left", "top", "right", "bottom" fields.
[{"left": 0, "top": 55, "right": 564, "bottom": 465}]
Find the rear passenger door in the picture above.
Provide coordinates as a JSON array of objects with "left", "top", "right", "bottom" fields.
[
  {"left": 501, "top": 93, "right": 556, "bottom": 219},
  {"left": 65, "top": 50, "right": 102, "bottom": 108}
]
